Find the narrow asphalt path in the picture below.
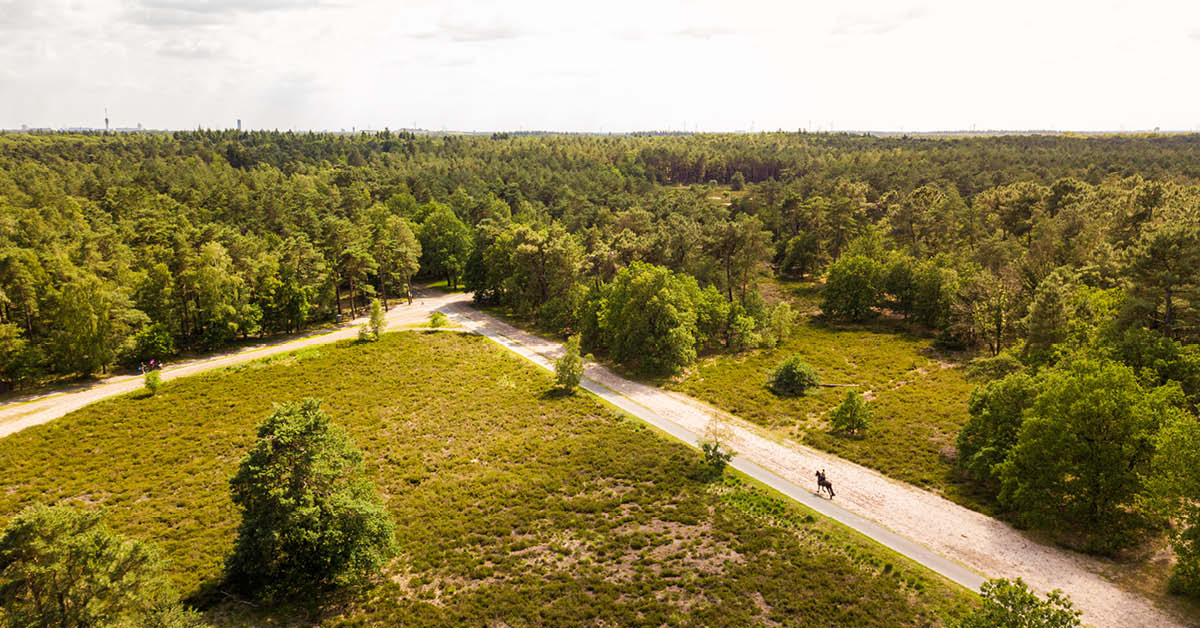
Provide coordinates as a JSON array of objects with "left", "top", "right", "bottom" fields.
[
  {"left": 459, "top": 303, "right": 984, "bottom": 590},
  {"left": 0, "top": 288, "right": 1188, "bottom": 627},
  {"left": 442, "top": 299, "right": 1190, "bottom": 628}
]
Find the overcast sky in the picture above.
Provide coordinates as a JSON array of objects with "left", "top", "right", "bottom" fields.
[{"left": 2, "top": 0, "right": 1198, "bottom": 132}]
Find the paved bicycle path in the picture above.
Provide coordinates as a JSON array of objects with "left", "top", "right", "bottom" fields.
[
  {"left": 0, "top": 289, "right": 1187, "bottom": 627},
  {"left": 442, "top": 300, "right": 1188, "bottom": 628}
]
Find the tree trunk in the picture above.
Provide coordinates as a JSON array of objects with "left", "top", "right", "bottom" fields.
[
  {"left": 380, "top": 269, "right": 388, "bottom": 312},
  {"left": 1164, "top": 284, "right": 1175, "bottom": 338},
  {"left": 406, "top": 277, "right": 413, "bottom": 305},
  {"left": 335, "top": 280, "right": 343, "bottom": 317}
]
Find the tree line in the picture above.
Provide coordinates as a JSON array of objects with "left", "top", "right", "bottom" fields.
[{"left": 2, "top": 131, "right": 1198, "bottom": 385}]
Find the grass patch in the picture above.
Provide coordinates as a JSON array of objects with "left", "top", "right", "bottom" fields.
[
  {"left": 762, "top": 277, "right": 825, "bottom": 312},
  {"left": 421, "top": 278, "right": 468, "bottom": 293},
  {"left": 0, "top": 331, "right": 972, "bottom": 626},
  {"left": 668, "top": 317, "right": 989, "bottom": 510}
]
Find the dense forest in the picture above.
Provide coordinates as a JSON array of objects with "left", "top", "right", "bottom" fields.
[{"left": 4, "top": 130, "right": 1200, "bottom": 593}]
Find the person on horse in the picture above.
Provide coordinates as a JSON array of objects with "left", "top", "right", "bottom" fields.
[{"left": 816, "top": 469, "right": 836, "bottom": 499}]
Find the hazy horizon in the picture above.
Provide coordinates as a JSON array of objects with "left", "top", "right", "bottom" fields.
[{"left": 3, "top": 0, "right": 1198, "bottom": 133}]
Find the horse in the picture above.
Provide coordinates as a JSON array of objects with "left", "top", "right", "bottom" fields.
[{"left": 816, "top": 469, "right": 836, "bottom": 499}]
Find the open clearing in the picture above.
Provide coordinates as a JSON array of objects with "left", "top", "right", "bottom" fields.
[
  {"left": 667, "top": 318, "right": 984, "bottom": 509},
  {"left": 0, "top": 330, "right": 972, "bottom": 626}
]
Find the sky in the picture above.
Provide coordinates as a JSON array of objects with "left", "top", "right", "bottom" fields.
[{"left": 1, "top": 0, "right": 1199, "bottom": 132}]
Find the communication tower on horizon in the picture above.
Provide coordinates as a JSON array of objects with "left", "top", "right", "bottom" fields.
[{"left": 104, "top": 107, "right": 109, "bottom": 132}]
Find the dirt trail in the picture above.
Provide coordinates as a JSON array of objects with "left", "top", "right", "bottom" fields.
[
  {"left": 0, "top": 293, "right": 461, "bottom": 438},
  {"left": 444, "top": 302, "right": 1191, "bottom": 628},
  {"left": 1, "top": 289, "right": 1190, "bottom": 627}
]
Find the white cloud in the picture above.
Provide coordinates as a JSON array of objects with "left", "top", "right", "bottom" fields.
[
  {"left": 1, "top": 0, "right": 1199, "bottom": 132},
  {"left": 831, "top": 6, "right": 929, "bottom": 36}
]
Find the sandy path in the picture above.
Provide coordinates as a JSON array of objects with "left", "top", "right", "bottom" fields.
[
  {"left": 0, "top": 292, "right": 462, "bottom": 438},
  {"left": 1, "top": 289, "right": 1189, "bottom": 627},
  {"left": 444, "top": 302, "right": 1191, "bottom": 628}
]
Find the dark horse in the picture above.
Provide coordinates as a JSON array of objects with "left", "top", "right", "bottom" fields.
[{"left": 816, "top": 469, "right": 835, "bottom": 499}]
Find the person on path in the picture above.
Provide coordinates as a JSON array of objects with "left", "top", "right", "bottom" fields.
[{"left": 816, "top": 469, "right": 836, "bottom": 499}]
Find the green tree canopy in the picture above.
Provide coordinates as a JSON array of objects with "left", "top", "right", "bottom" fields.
[
  {"left": 997, "top": 359, "right": 1181, "bottom": 551},
  {"left": 830, "top": 389, "right": 872, "bottom": 435},
  {"left": 591, "top": 261, "right": 727, "bottom": 375},
  {"left": 226, "top": 399, "right": 397, "bottom": 598},
  {"left": 0, "top": 504, "right": 197, "bottom": 628},
  {"left": 956, "top": 578, "right": 1081, "bottom": 628},
  {"left": 821, "top": 255, "right": 882, "bottom": 322},
  {"left": 418, "top": 203, "right": 472, "bottom": 289},
  {"left": 956, "top": 372, "right": 1039, "bottom": 487}
]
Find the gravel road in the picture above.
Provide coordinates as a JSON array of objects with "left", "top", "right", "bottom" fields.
[
  {"left": 443, "top": 300, "right": 1192, "bottom": 628},
  {"left": 1, "top": 288, "right": 1190, "bottom": 627}
]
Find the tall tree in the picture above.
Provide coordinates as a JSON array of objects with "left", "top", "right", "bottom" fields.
[
  {"left": 1122, "top": 221, "right": 1200, "bottom": 340},
  {"left": 998, "top": 359, "right": 1179, "bottom": 551},
  {"left": 418, "top": 203, "right": 473, "bottom": 289},
  {"left": 227, "top": 399, "right": 397, "bottom": 598}
]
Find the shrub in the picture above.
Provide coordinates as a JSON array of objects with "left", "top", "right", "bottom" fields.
[
  {"left": 368, "top": 298, "right": 386, "bottom": 339},
  {"left": 768, "top": 355, "right": 819, "bottom": 396},
  {"left": 357, "top": 324, "right": 372, "bottom": 342},
  {"left": 0, "top": 504, "right": 193, "bottom": 627},
  {"left": 727, "top": 310, "right": 760, "bottom": 352},
  {"left": 956, "top": 578, "right": 1080, "bottom": 628},
  {"left": 830, "top": 390, "right": 872, "bottom": 435},
  {"left": 429, "top": 311, "right": 448, "bottom": 328},
  {"left": 144, "top": 370, "right": 163, "bottom": 396},
  {"left": 770, "top": 303, "right": 796, "bottom": 342},
  {"left": 226, "top": 399, "right": 397, "bottom": 598},
  {"left": 700, "top": 424, "right": 735, "bottom": 481},
  {"left": 555, "top": 334, "right": 585, "bottom": 393},
  {"left": 119, "top": 322, "right": 175, "bottom": 368}
]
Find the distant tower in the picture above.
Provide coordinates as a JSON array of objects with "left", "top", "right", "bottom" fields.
[
  {"left": 104, "top": 107, "right": 109, "bottom": 131},
  {"left": 237, "top": 119, "right": 242, "bottom": 131}
]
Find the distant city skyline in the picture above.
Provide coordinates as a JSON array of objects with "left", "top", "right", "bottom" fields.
[{"left": 2, "top": 0, "right": 1198, "bottom": 133}]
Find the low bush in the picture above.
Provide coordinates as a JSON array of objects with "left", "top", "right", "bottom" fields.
[
  {"left": 768, "top": 355, "right": 820, "bottom": 396},
  {"left": 830, "top": 390, "right": 872, "bottom": 435},
  {"left": 144, "top": 370, "right": 163, "bottom": 396}
]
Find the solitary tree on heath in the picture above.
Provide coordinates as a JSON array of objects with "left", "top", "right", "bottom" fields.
[
  {"left": 555, "top": 334, "right": 585, "bottom": 394},
  {"left": 829, "top": 390, "right": 872, "bottom": 435},
  {"left": 226, "top": 399, "right": 397, "bottom": 598}
]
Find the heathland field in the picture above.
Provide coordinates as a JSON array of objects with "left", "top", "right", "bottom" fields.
[
  {"left": 668, "top": 316, "right": 980, "bottom": 507},
  {"left": 0, "top": 330, "right": 972, "bottom": 626}
]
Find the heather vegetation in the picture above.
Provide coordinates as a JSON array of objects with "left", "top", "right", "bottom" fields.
[
  {"left": 4, "top": 128, "right": 1200, "bottom": 606},
  {"left": 0, "top": 331, "right": 974, "bottom": 625}
]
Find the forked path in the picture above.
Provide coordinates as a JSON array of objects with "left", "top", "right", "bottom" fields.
[
  {"left": 0, "top": 292, "right": 463, "bottom": 439},
  {"left": 443, "top": 301, "right": 1190, "bottom": 628},
  {"left": 0, "top": 289, "right": 1188, "bottom": 627}
]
